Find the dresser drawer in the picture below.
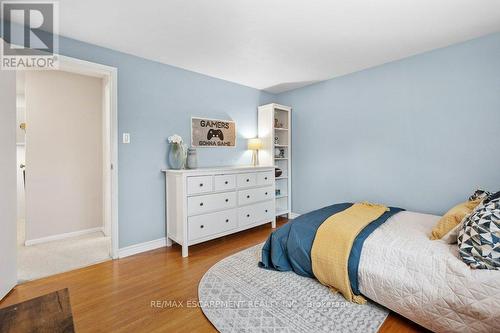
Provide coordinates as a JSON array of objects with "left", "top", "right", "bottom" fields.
[
  {"left": 257, "top": 171, "right": 274, "bottom": 186},
  {"left": 187, "top": 191, "right": 236, "bottom": 216},
  {"left": 238, "top": 201, "right": 274, "bottom": 227},
  {"left": 237, "top": 173, "right": 257, "bottom": 188},
  {"left": 238, "top": 186, "right": 274, "bottom": 206},
  {"left": 214, "top": 174, "right": 236, "bottom": 191},
  {"left": 188, "top": 209, "right": 237, "bottom": 241},
  {"left": 187, "top": 176, "right": 213, "bottom": 195}
]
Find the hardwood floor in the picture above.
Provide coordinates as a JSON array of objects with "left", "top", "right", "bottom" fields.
[{"left": 0, "top": 218, "right": 428, "bottom": 333}]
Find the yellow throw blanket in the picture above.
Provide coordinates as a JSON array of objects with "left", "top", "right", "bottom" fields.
[{"left": 311, "top": 202, "right": 389, "bottom": 304}]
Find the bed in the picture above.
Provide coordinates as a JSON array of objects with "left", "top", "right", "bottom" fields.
[{"left": 260, "top": 204, "right": 500, "bottom": 333}]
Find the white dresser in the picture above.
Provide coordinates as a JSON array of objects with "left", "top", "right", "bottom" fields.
[{"left": 163, "top": 166, "right": 276, "bottom": 257}]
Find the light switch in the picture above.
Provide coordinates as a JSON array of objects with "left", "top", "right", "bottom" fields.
[{"left": 122, "top": 133, "right": 130, "bottom": 144}]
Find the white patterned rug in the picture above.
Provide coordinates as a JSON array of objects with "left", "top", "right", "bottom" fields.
[{"left": 198, "top": 243, "right": 389, "bottom": 333}]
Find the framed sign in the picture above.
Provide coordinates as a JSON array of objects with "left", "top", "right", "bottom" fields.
[{"left": 191, "top": 117, "right": 236, "bottom": 147}]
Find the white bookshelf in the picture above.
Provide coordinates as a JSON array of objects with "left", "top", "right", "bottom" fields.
[{"left": 258, "top": 103, "right": 292, "bottom": 218}]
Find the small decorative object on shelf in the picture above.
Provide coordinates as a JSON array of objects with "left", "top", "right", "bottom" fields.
[
  {"left": 274, "top": 117, "right": 284, "bottom": 128},
  {"left": 275, "top": 168, "right": 282, "bottom": 178},
  {"left": 274, "top": 136, "right": 279, "bottom": 144},
  {"left": 186, "top": 147, "right": 198, "bottom": 169},
  {"left": 276, "top": 189, "right": 281, "bottom": 196},
  {"left": 167, "top": 134, "right": 187, "bottom": 170}
]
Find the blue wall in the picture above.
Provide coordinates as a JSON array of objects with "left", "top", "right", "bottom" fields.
[
  {"left": 56, "top": 37, "right": 274, "bottom": 248},
  {"left": 6, "top": 25, "right": 500, "bottom": 246},
  {"left": 276, "top": 33, "right": 500, "bottom": 215}
]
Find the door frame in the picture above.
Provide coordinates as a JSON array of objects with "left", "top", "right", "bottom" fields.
[
  {"left": 0, "top": 70, "right": 18, "bottom": 300},
  {"left": 57, "top": 55, "right": 119, "bottom": 259}
]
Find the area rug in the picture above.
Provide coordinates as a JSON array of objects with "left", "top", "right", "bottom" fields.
[
  {"left": 0, "top": 289, "right": 75, "bottom": 333},
  {"left": 198, "top": 244, "right": 389, "bottom": 332}
]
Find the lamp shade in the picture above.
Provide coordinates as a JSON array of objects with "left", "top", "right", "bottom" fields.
[{"left": 247, "top": 138, "right": 263, "bottom": 150}]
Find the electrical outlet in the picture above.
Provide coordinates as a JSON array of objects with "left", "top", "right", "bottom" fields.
[{"left": 122, "top": 133, "right": 130, "bottom": 144}]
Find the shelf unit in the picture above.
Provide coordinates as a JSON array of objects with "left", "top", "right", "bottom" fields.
[{"left": 258, "top": 103, "right": 292, "bottom": 218}]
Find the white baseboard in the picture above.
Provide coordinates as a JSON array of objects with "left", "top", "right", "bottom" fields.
[
  {"left": 25, "top": 227, "right": 104, "bottom": 246},
  {"left": 118, "top": 237, "right": 167, "bottom": 258},
  {"left": 288, "top": 212, "right": 301, "bottom": 219}
]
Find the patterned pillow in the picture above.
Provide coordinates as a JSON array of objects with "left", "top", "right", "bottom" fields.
[
  {"left": 469, "top": 189, "right": 491, "bottom": 201},
  {"left": 458, "top": 191, "right": 500, "bottom": 270}
]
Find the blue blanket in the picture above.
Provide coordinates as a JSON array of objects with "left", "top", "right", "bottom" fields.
[{"left": 259, "top": 203, "right": 404, "bottom": 295}]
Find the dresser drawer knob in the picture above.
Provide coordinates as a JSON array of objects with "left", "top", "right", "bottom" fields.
[
  {"left": 246, "top": 179, "right": 250, "bottom": 182},
  {"left": 225, "top": 181, "right": 228, "bottom": 184},
  {"left": 225, "top": 219, "right": 229, "bottom": 223},
  {"left": 246, "top": 214, "right": 250, "bottom": 218},
  {"left": 246, "top": 195, "right": 250, "bottom": 199},
  {"left": 265, "top": 209, "right": 268, "bottom": 213},
  {"left": 265, "top": 192, "right": 268, "bottom": 195},
  {"left": 199, "top": 183, "right": 203, "bottom": 187},
  {"left": 200, "top": 225, "right": 204, "bottom": 229},
  {"left": 199, "top": 202, "right": 204, "bottom": 206},
  {"left": 265, "top": 177, "right": 268, "bottom": 180},
  {"left": 225, "top": 198, "right": 229, "bottom": 202}
]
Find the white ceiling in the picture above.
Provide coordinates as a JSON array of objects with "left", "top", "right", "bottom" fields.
[{"left": 53, "top": 0, "right": 500, "bottom": 93}]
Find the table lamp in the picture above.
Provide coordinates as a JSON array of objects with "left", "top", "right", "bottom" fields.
[{"left": 247, "top": 138, "right": 263, "bottom": 166}]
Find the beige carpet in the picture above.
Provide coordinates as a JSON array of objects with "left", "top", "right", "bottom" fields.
[{"left": 17, "top": 220, "right": 111, "bottom": 282}]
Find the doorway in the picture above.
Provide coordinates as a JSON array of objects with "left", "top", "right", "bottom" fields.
[{"left": 15, "top": 56, "right": 118, "bottom": 282}]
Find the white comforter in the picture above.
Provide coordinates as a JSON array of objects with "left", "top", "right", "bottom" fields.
[{"left": 359, "top": 211, "right": 500, "bottom": 333}]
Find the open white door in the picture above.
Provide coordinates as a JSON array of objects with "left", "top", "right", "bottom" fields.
[{"left": 0, "top": 70, "right": 18, "bottom": 300}]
